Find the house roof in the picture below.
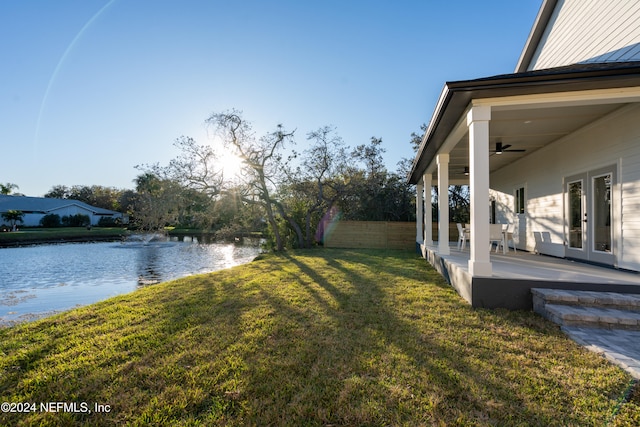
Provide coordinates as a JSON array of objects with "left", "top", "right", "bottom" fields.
[
  {"left": 0, "top": 195, "right": 121, "bottom": 216},
  {"left": 408, "top": 61, "right": 640, "bottom": 184}
]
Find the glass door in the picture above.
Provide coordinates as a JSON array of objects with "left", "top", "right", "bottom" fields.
[
  {"left": 566, "top": 175, "right": 586, "bottom": 259},
  {"left": 565, "top": 166, "right": 615, "bottom": 265},
  {"left": 590, "top": 171, "right": 613, "bottom": 264}
]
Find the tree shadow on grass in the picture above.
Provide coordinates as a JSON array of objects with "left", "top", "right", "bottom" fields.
[
  {"left": 0, "top": 271, "right": 262, "bottom": 425},
  {"left": 247, "top": 248, "right": 623, "bottom": 426},
  {"left": 0, "top": 248, "right": 632, "bottom": 425}
]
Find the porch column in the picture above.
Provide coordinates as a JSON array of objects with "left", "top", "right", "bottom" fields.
[
  {"left": 437, "top": 153, "right": 450, "bottom": 255},
  {"left": 467, "top": 105, "right": 492, "bottom": 276},
  {"left": 416, "top": 182, "right": 424, "bottom": 245},
  {"left": 423, "top": 173, "right": 433, "bottom": 246}
]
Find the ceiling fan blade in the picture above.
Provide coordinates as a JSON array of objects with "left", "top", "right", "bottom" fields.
[{"left": 490, "top": 142, "right": 526, "bottom": 154}]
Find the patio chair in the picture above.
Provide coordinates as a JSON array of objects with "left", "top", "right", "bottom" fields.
[
  {"left": 489, "top": 224, "right": 506, "bottom": 253},
  {"left": 456, "top": 223, "right": 469, "bottom": 250},
  {"left": 500, "top": 223, "right": 517, "bottom": 253}
]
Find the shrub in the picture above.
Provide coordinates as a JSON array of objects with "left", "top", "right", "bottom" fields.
[
  {"left": 98, "top": 217, "right": 120, "bottom": 227},
  {"left": 40, "top": 214, "right": 61, "bottom": 228},
  {"left": 61, "top": 214, "right": 91, "bottom": 227}
]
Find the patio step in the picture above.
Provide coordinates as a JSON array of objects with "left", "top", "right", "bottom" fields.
[
  {"left": 532, "top": 288, "right": 640, "bottom": 330},
  {"left": 532, "top": 289, "right": 640, "bottom": 311}
]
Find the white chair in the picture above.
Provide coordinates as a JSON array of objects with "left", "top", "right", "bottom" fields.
[
  {"left": 456, "top": 223, "right": 469, "bottom": 250},
  {"left": 489, "top": 224, "right": 506, "bottom": 253},
  {"left": 501, "top": 224, "right": 516, "bottom": 253}
]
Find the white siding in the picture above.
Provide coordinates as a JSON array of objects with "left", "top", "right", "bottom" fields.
[
  {"left": 490, "top": 103, "right": 640, "bottom": 270},
  {"left": 529, "top": 0, "right": 640, "bottom": 70},
  {"left": 16, "top": 206, "right": 123, "bottom": 227},
  {"left": 620, "top": 139, "right": 640, "bottom": 270}
]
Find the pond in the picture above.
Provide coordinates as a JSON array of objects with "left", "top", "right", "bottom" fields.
[{"left": 0, "top": 235, "right": 262, "bottom": 326}]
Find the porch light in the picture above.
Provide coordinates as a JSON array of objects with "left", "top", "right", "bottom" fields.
[{"left": 464, "top": 166, "right": 469, "bottom": 175}]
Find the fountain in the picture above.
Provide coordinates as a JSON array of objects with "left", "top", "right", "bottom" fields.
[{"left": 123, "top": 232, "right": 170, "bottom": 247}]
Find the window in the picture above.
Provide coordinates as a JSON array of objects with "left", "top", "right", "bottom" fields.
[
  {"left": 515, "top": 187, "right": 525, "bottom": 214},
  {"left": 490, "top": 200, "right": 496, "bottom": 224}
]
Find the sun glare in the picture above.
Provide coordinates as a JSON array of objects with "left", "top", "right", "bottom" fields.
[{"left": 218, "top": 149, "right": 245, "bottom": 180}]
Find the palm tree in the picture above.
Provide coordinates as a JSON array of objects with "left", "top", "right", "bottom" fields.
[
  {"left": 1, "top": 210, "right": 24, "bottom": 230},
  {"left": 0, "top": 183, "right": 19, "bottom": 195}
]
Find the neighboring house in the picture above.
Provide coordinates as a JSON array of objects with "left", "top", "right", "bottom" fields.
[
  {"left": 0, "top": 195, "right": 127, "bottom": 227},
  {"left": 409, "top": 1, "right": 640, "bottom": 277}
]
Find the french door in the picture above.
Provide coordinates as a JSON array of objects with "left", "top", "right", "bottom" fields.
[{"left": 565, "top": 166, "right": 615, "bottom": 265}]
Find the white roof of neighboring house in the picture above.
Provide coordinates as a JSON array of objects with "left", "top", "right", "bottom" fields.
[{"left": 0, "top": 195, "right": 122, "bottom": 216}]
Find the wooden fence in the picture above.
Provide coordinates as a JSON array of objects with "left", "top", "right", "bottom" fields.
[
  {"left": 323, "top": 221, "right": 415, "bottom": 250},
  {"left": 323, "top": 221, "right": 460, "bottom": 250}
]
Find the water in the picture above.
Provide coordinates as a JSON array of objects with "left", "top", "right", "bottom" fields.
[{"left": 0, "top": 236, "right": 262, "bottom": 325}]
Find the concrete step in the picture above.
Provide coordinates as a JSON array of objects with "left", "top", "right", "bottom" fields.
[
  {"left": 532, "top": 288, "right": 640, "bottom": 379},
  {"left": 532, "top": 288, "right": 640, "bottom": 312},
  {"left": 541, "top": 303, "right": 640, "bottom": 330},
  {"left": 532, "top": 288, "right": 640, "bottom": 330}
]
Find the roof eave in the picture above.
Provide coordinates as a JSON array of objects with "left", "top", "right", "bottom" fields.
[{"left": 408, "top": 63, "right": 640, "bottom": 184}]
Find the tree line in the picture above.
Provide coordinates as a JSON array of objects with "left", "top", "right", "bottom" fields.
[
  {"left": 4, "top": 111, "right": 470, "bottom": 250},
  {"left": 41, "top": 111, "right": 418, "bottom": 250}
]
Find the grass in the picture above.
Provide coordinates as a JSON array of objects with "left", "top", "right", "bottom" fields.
[
  {"left": 0, "top": 227, "right": 128, "bottom": 245},
  {"left": 0, "top": 248, "right": 638, "bottom": 426}
]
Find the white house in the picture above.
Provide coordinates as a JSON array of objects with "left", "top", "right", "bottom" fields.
[
  {"left": 409, "top": 0, "right": 640, "bottom": 306},
  {"left": 0, "top": 195, "right": 127, "bottom": 227}
]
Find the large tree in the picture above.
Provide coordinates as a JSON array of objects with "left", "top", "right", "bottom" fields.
[
  {"left": 407, "top": 124, "right": 469, "bottom": 223},
  {"left": 44, "top": 185, "right": 71, "bottom": 199},
  {"left": 409, "top": 123, "right": 427, "bottom": 153},
  {"left": 134, "top": 137, "right": 228, "bottom": 230},
  {"left": 340, "top": 137, "right": 387, "bottom": 221},
  {"left": 328, "top": 136, "right": 416, "bottom": 222},
  {"left": 206, "top": 110, "right": 295, "bottom": 251},
  {"left": 288, "top": 126, "right": 350, "bottom": 247},
  {"left": 131, "top": 173, "right": 184, "bottom": 232},
  {"left": 44, "top": 185, "right": 124, "bottom": 211},
  {"left": 139, "top": 136, "right": 224, "bottom": 200}
]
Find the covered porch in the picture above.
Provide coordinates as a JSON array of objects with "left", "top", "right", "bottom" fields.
[
  {"left": 423, "top": 244, "right": 640, "bottom": 309},
  {"left": 409, "top": 63, "right": 640, "bottom": 308}
]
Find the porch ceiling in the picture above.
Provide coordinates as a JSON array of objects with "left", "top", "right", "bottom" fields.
[
  {"left": 447, "top": 102, "right": 624, "bottom": 183},
  {"left": 409, "top": 61, "right": 640, "bottom": 185}
]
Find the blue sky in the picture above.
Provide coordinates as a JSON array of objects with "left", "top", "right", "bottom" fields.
[{"left": 1, "top": 0, "right": 541, "bottom": 197}]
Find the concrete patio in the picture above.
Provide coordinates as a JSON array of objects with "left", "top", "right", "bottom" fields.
[{"left": 422, "top": 244, "right": 640, "bottom": 310}]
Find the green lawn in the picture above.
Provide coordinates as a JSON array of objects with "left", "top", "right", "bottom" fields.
[{"left": 0, "top": 248, "right": 638, "bottom": 426}]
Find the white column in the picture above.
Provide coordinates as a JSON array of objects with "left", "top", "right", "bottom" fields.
[
  {"left": 437, "top": 153, "right": 450, "bottom": 255},
  {"left": 467, "top": 106, "right": 492, "bottom": 276},
  {"left": 416, "top": 183, "right": 424, "bottom": 245},
  {"left": 423, "top": 173, "right": 433, "bottom": 246}
]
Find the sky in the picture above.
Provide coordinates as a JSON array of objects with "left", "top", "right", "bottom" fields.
[{"left": 1, "top": 0, "right": 542, "bottom": 197}]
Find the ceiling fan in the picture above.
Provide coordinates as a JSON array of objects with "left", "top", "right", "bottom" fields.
[{"left": 490, "top": 141, "right": 526, "bottom": 156}]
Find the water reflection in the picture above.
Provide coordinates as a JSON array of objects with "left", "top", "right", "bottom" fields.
[
  {"left": 136, "top": 244, "right": 163, "bottom": 286},
  {"left": 0, "top": 237, "right": 262, "bottom": 325}
]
